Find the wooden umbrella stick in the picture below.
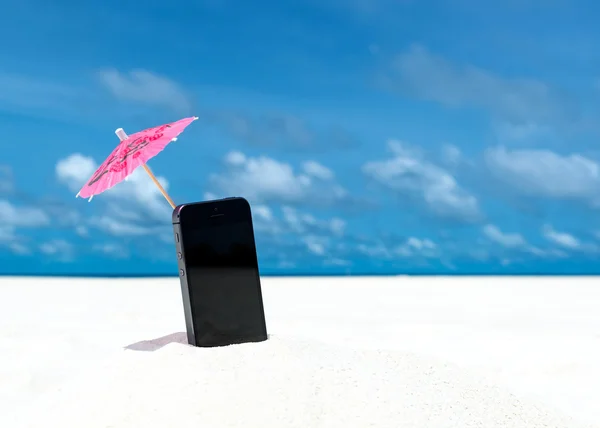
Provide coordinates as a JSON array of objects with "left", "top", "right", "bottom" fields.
[
  {"left": 142, "top": 164, "right": 176, "bottom": 209},
  {"left": 115, "top": 127, "right": 176, "bottom": 209}
]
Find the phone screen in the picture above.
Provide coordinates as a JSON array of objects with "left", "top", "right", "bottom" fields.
[{"left": 181, "top": 216, "right": 267, "bottom": 347}]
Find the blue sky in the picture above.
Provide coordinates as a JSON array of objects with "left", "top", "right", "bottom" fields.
[{"left": 2, "top": 0, "right": 600, "bottom": 275}]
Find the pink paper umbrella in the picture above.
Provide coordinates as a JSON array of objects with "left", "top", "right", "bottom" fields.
[{"left": 76, "top": 116, "right": 198, "bottom": 208}]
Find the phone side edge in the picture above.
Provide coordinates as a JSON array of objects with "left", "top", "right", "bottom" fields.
[{"left": 172, "top": 222, "right": 196, "bottom": 346}]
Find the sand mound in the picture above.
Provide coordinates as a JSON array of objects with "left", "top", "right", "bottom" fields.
[{"left": 13, "top": 337, "right": 588, "bottom": 428}]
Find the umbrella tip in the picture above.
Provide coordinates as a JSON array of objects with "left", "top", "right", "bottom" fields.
[
  {"left": 75, "top": 192, "right": 80, "bottom": 198},
  {"left": 193, "top": 116, "right": 199, "bottom": 120},
  {"left": 115, "top": 128, "right": 128, "bottom": 141}
]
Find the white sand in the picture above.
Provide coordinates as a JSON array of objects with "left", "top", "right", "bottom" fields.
[
  {"left": 9, "top": 337, "right": 587, "bottom": 428},
  {"left": 1, "top": 276, "right": 599, "bottom": 427}
]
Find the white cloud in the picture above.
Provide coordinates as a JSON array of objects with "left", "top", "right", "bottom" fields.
[
  {"left": 212, "top": 152, "right": 311, "bottom": 203},
  {"left": 203, "top": 192, "right": 218, "bottom": 201},
  {"left": 527, "top": 246, "right": 569, "bottom": 259},
  {"left": 396, "top": 237, "right": 437, "bottom": 258},
  {"left": 0, "top": 199, "right": 50, "bottom": 254},
  {"left": 281, "top": 206, "right": 345, "bottom": 237},
  {"left": 93, "top": 243, "right": 129, "bottom": 259},
  {"left": 406, "top": 237, "right": 436, "bottom": 251},
  {"left": 89, "top": 216, "right": 153, "bottom": 237},
  {"left": 355, "top": 225, "right": 575, "bottom": 265},
  {"left": 8, "top": 242, "right": 30, "bottom": 255},
  {"left": 209, "top": 151, "right": 348, "bottom": 206},
  {"left": 0, "top": 224, "right": 30, "bottom": 255},
  {"left": 325, "top": 257, "right": 351, "bottom": 267},
  {"left": 250, "top": 204, "right": 283, "bottom": 236},
  {"left": 537, "top": 224, "right": 599, "bottom": 256},
  {"left": 440, "top": 144, "right": 462, "bottom": 166},
  {"left": 225, "top": 151, "right": 247, "bottom": 166},
  {"left": 362, "top": 140, "right": 480, "bottom": 222},
  {"left": 485, "top": 146, "right": 600, "bottom": 204},
  {"left": 56, "top": 153, "right": 172, "bottom": 220},
  {"left": 75, "top": 226, "right": 89, "bottom": 237},
  {"left": 252, "top": 205, "right": 274, "bottom": 222},
  {"left": 250, "top": 205, "right": 345, "bottom": 263},
  {"left": 0, "top": 199, "right": 50, "bottom": 228},
  {"left": 302, "top": 161, "right": 334, "bottom": 180},
  {"left": 39, "top": 239, "right": 74, "bottom": 261},
  {"left": 482, "top": 223, "right": 573, "bottom": 258},
  {"left": 329, "top": 218, "right": 346, "bottom": 236},
  {"left": 357, "top": 237, "right": 438, "bottom": 260},
  {"left": 303, "top": 235, "right": 328, "bottom": 256},
  {"left": 97, "top": 69, "right": 190, "bottom": 112},
  {"left": 542, "top": 225, "right": 581, "bottom": 249},
  {"left": 56, "top": 153, "right": 174, "bottom": 243},
  {"left": 281, "top": 206, "right": 309, "bottom": 233},
  {"left": 357, "top": 242, "right": 392, "bottom": 259},
  {"left": 389, "top": 44, "right": 572, "bottom": 127},
  {"left": 483, "top": 224, "right": 527, "bottom": 248},
  {"left": 250, "top": 204, "right": 347, "bottom": 263},
  {"left": 56, "top": 153, "right": 97, "bottom": 191}
]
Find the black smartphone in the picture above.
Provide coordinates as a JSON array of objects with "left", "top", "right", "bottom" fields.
[{"left": 172, "top": 197, "right": 268, "bottom": 347}]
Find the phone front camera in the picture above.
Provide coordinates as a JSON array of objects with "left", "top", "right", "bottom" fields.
[{"left": 214, "top": 207, "right": 219, "bottom": 212}]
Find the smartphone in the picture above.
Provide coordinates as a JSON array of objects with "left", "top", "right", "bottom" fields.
[{"left": 172, "top": 197, "right": 268, "bottom": 347}]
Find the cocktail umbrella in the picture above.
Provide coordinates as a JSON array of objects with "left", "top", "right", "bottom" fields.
[{"left": 76, "top": 116, "right": 198, "bottom": 208}]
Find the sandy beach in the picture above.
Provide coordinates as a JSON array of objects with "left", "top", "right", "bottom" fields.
[{"left": 1, "top": 276, "right": 599, "bottom": 427}]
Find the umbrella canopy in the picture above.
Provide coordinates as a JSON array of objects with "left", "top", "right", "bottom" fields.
[{"left": 76, "top": 116, "right": 197, "bottom": 208}]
